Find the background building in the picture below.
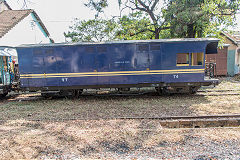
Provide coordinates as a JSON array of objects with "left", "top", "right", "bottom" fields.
[
  {"left": 221, "top": 32, "right": 240, "bottom": 76},
  {"left": 0, "top": 0, "right": 53, "bottom": 47}
]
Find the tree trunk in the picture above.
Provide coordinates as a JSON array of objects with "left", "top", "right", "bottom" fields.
[
  {"left": 155, "top": 28, "right": 160, "bottom": 39},
  {"left": 187, "top": 24, "right": 195, "bottom": 38}
]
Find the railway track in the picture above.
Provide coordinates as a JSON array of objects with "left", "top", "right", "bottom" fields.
[
  {"left": 2, "top": 91, "right": 240, "bottom": 129},
  {"left": 118, "top": 114, "right": 240, "bottom": 128},
  {"left": 1, "top": 114, "right": 239, "bottom": 129},
  {"left": 198, "top": 89, "right": 240, "bottom": 92},
  {"left": 4, "top": 89, "right": 240, "bottom": 102},
  {"left": 116, "top": 114, "right": 240, "bottom": 120},
  {"left": 196, "top": 89, "right": 240, "bottom": 96},
  {"left": 197, "top": 93, "right": 240, "bottom": 96}
]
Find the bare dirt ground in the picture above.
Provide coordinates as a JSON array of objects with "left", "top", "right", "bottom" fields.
[{"left": 0, "top": 77, "right": 240, "bottom": 159}]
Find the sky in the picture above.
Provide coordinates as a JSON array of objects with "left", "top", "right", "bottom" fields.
[
  {"left": 5, "top": 0, "right": 240, "bottom": 43},
  {"left": 6, "top": 0, "right": 121, "bottom": 42}
]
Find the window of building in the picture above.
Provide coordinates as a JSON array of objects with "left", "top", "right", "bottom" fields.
[{"left": 176, "top": 53, "right": 190, "bottom": 66}]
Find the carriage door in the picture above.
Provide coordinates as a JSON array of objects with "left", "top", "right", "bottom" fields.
[
  {"left": 32, "top": 48, "right": 46, "bottom": 87},
  {"left": 135, "top": 43, "right": 151, "bottom": 83},
  {"left": 43, "top": 48, "right": 59, "bottom": 87},
  {"left": 96, "top": 45, "right": 110, "bottom": 85},
  {"left": 109, "top": 44, "right": 129, "bottom": 85},
  {"left": 149, "top": 43, "right": 162, "bottom": 83}
]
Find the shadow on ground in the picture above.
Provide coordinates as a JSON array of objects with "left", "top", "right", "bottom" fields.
[{"left": 0, "top": 91, "right": 211, "bottom": 121}]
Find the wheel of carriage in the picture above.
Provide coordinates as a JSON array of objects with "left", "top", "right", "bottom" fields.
[
  {"left": 189, "top": 86, "right": 198, "bottom": 94},
  {"left": 117, "top": 88, "right": 130, "bottom": 92},
  {"left": 59, "top": 90, "right": 76, "bottom": 98},
  {"left": 72, "top": 89, "right": 83, "bottom": 98},
  {"left": 155, "top": 87, "right": 163, "bottom": 94},
  {"left": 41, "top": 93, "right": 53, "bottom": 98},
  {"left": 0, "top": 93, "right": 8, "bottom": 98},
  {"left": 156, "top": 87, "right": 171, "bottom": 95},
  {"left": 161, "top": 87, "right": 171, "bottom": 95}
]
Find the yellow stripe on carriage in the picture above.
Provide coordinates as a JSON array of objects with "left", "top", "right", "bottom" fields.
[
  {"left": 20, "top": 70, "right": 204, "bottom": 79},
  {"left": 20, "top": 69, "right": 204, "bottom": 77},
  {"left": 20, "top": 71, "right": 205, "bottom": 78}
]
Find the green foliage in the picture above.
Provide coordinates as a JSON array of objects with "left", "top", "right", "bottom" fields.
[
  {"left": 116, "top": 12, "right": 155, "bottom": 40},
  {"left": 64, "top": 19, "right": 118, "bottom": 42},
  {"left": 84, "top": 0, "right": 108, "bottom": 14},
  {"left": 66, "top": 0, "right": 240, "bottom": 42},
  {"left": 64, "top": 12, "right": 161, "bottom": 42},
  {"left": 84, "top": 0, "right": 168, "bottom": 39},
  {"left": 163, "top": 0, "right": 240, "bottom": 38}
]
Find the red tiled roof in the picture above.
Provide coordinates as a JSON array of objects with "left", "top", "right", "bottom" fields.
[
  {"left": 0, "top": 9, "right": 53, "bottom": 42},
  {"left": 232, "top": 31, "right": 240, "bottom": 41},
  {"left": 221, "top": 32, "right": 240, "bottom": 46},
  {"left": 0, "top": 10, "right": 32, "bottom": 38}
]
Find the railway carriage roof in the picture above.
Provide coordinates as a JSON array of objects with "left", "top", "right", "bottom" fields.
[{"left": 17, "top": 38, "right": 219, "bottom": 48}]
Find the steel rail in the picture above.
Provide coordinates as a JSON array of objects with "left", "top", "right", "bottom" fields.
[
  {"left": 198, "top": 89, "right": 240, "bottom": 93},
  {"left": 1, "top": 114, "right": 240, "bottom": 122},
  {"left": 4, "top": 89, "right": 240, "bottom": 98},
  {"left": 4, "top": 92, "right": 240, "bottom": 102},
  {"left": 197, "top": 93, "right": 240, "bottom": 96},
  {"left": 115, "top": 114, "right": 240, "bottom": 120}
]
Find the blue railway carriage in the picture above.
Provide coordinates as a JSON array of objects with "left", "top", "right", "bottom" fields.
[{"left": 16, "top": 38, "right": 219, "bottom": 96}]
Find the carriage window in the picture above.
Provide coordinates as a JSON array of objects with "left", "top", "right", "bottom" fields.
[
  {"left": 177, "top": 53, "right": 190, "bottom": 66},
  {"left": 97, "top": 46, "right": 107, "bottom": 53},
  {"left": 33, "top": 49, "right": 42, "bottom": 55},
  {"left": 191, "top": 52, "right": 204, "bottom": 66},
  {"left": 45, "top": 49, "right": 54, "bottom": 54},
  {"left": 137, "top": 44, "right": 149, "bottom": 52},
  {"left": 150, "top": 45, "right": 160, "bottom": 51},
  {"left": 85, "top": 46, "right": 95, "bottom": 53}
]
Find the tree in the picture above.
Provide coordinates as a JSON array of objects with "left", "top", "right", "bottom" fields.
[
  {"left": 163, "top": 0, "right": 240, "bottom": 38},
  {"left": 64, "top": 12, "right": 166, "bottom": 42},
  {"left": 85, "top": 0, "right": 240, "bottom": 39},
  {"left": 85, "top": 0, "right": 169, "bottom": 39},
  {"left": 64, "top": 19, "right": 118, "bottom": 42},
  {"left": 116, "top": 12, "right": 156, "bottom": 40}
]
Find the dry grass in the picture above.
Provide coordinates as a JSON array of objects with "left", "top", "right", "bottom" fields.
[
  {"left": 201, "top": 76, "right": 240, "bottom": 91},
  {"left": 0, "top": 78, "right": 239, "bottom": 159},
  {"left": 191, "top": 95, "right": 240, "bottom": 114},
  {"left": 0, "top": 87, "right": 239, "bottom": 120},
  {"left": 0, "top": 119, "right": 240, "bottom": 159},
  {"left": 192, "top": 79, "right": 240, "bottom": 115}
]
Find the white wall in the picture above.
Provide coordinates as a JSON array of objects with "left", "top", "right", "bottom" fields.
[
  {"left": 0, "top": 13, "right": 51, "bottom": 47},
  {"left": 0, "top": 2, "right": 10, "bottom": 12}
]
